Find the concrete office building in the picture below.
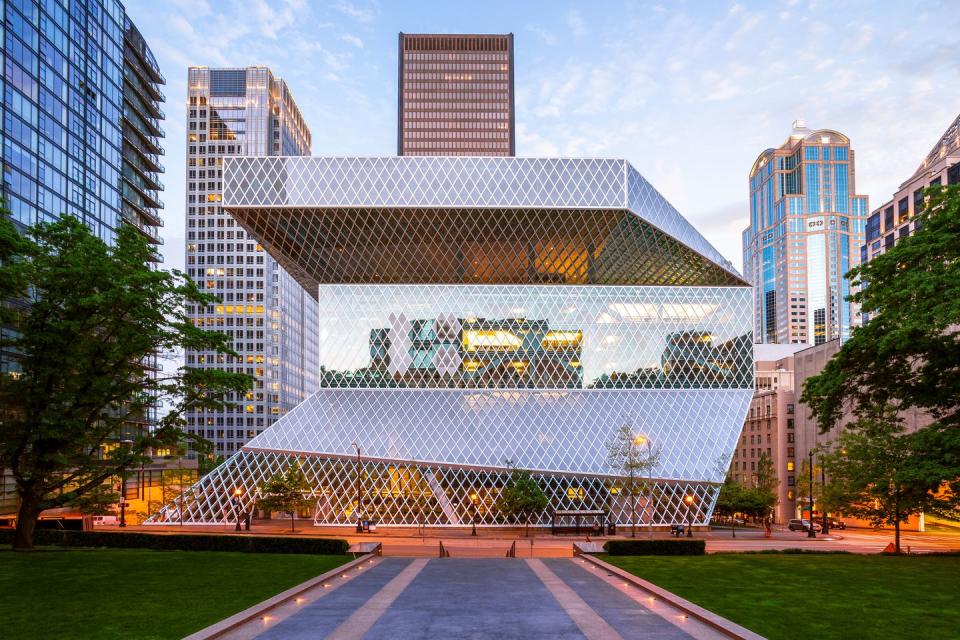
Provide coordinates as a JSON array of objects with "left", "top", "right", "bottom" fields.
[
  {"left": 863, "top": 112, "right": 960, "bottom": 267},
  {"left": 729, "top": 344, "right": 805, "bottom": 523},
  {"left": 149, "top": 156, "right": 753, "bottom": 528},
  {"left": 183, "top": 68, "right": 318, "bottom": 458},
  {"left": 398, "top": 33, "right": 514, "bottom": 156},
  {"left": 743, "top": 121, "right": 869, "bottom": 346}
]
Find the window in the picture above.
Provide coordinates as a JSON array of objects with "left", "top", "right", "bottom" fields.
[
  {"left": 787, "top": 476, "right": 795, "bottom": 486},
  {"left": 787, "top": 461, "right": 795, "bottom": 471}
]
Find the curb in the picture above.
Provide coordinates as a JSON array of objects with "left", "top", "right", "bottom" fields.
[
  {"left": 183, "top": 552, "right": 377, "bottom": 640},
  {"left": 580, "top": 554, "right": 766, "bottom": 640}
]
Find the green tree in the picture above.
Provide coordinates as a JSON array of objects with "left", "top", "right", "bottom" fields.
[
  {"left": 0, "top": 212, "right": 251, "bottom": 549},
  {"left": 606, "top": 424, "right": 661, "bottom": 537},
  {"left": 256, "top": 464, "right": 313, "bottom": 532},
  {"left": 495, "top": 464, "right": 548, "bottom": 537},
  {"left": 801, "top": 184, "right": 960, "bottom": 512},
  {"left": 67, "top": 484, "right": 120, "bottom": 516},
  {"left": 820, "top": 407, "right": 953, "bottom": 552}
]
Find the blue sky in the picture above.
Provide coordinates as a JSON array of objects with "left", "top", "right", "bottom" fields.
[{"left": 125, "top": 0, "right": 960, "bottom": 273}]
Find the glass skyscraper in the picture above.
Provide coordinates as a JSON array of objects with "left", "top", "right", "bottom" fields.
[
  {"left": 743, "top": 120, "right": 868, "bottom": 345},
  {"left": 182, "top": 67, "right": 318, "bottom": 460},
  {"left": 150, "top": 156, "right": 753, "bottom": 529},
  {"left": 0, "top": 0, "right": 165, "bottom": 384}
]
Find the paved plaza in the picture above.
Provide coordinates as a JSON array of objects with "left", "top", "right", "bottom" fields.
[{"left": 219, "top": 558, "right": 729, "bottom": 640}]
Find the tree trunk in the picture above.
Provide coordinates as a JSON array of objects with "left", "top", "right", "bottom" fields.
[
  {"left": 894, "top": 496, "right": 901, "bottom": 553},
  {"left": 291, "top": 511, "right": 295, "bottom": 533},
  {"left": 13, "top": 491, "right": 43, "bottom": 551}
]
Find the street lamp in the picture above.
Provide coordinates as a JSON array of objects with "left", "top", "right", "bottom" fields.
[
  {"left": 633, "top": 435, "right": 654, "bottom": 540},
  {"left": 807, "top": 449, "right": 816, "bottom": 539},
  {"left": 118, "top": 439, "right": 133, "bottom": 528},
  {"left": 820, "top": 456, "right": 830, "bottom": 535},
  {"left": 683, "top": 494, "right": 695, "bottom": 537},
  {"left": 232, "top": 487, "right": 243, "bottom": 532},
  {"left": 352, "top": 442, "right": 363, "bottom": 533},
  {"left": 470, "top": 492, "right": 479, "bottom": 537}
]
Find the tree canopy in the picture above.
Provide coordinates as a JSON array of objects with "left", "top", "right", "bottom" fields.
[
  {"left": 256, "top": 464, "right": 313, "bottom": 532},
  {"left": 801, "top": 185, "right": 960, "bottom": 458},
  {"left": 801, "top": 185, "right": 960, "bottom": 546},
  {"left": 0, "top": 211, "right": 250, "bottom": 549},
  {"left": 495, "top": 464, "right": 548, "bottom": 536},
  {"left": 606, "top": 423, "right": 661, "bottom": 537}
]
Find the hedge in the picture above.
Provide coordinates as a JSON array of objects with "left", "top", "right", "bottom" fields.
[
  {"left": 0, "top": 530, "right": 349, "bottom": 555},
  {"left": 604, "top": 539, "right": 706, "bottom": 556}
]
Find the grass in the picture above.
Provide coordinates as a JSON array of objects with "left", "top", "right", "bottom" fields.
[
  {"left": 607, "top": 553, "right": 960, "bottom": 640},
  {"left": 0, "top": 547, "right": 349, "bottom": 639}
]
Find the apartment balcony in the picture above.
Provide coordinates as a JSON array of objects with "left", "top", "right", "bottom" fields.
[
  {"left": 124, "top": 70, "right": 165, "bottom": 120},
  {"left": 123, "top": 118, "right": 164, "bottom": 156}
]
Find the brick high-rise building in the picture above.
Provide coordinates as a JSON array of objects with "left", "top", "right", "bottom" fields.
[
  {"left": 183, "top": 68, "right": 318, "bottom": 459},
  {"left": 398, "top": 33, "right": 514, "bottom": 156}
]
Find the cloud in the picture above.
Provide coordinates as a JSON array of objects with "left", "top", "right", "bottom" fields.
[
  {"left": 566, "top": 9, "right": 587, "bottom": 37},
  {"left": 517, "top": 124, "right": 559, "bottom": 156},
  {"left": 332, "top": 0, "right": 375, "bottom": 22},
  {"left": 526, "top": 24, "right": 558, "bottom": 45},
  {"left": 341, "top": 34, "right": 364, "bottom": 48},
  {"left": 724, "top": 12, "right": 761, "bottom": 50},
  {"left": 852, "top": 23, "right": 874, "bottom": 50}
]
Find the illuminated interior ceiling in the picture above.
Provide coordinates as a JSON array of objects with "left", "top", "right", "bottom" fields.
[{"left": 221, "top": 157, "right": 746, "bottom": 297}]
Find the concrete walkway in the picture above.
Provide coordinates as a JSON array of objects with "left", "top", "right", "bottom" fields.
[{"left": 235, "top": 558, "right": 730, "bottom": 639}]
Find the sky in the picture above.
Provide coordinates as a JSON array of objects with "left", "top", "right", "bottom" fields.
[{"left": 124, "top": 0, "right": 960, "bottom": 274}]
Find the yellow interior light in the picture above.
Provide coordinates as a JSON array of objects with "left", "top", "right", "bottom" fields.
[{"left": 463, "top": 329, "right": 522, "bottom": 352}]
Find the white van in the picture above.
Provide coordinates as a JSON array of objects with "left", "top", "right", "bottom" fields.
[{"left": 91, "top": 515, "right": 119, "bottom": 526}]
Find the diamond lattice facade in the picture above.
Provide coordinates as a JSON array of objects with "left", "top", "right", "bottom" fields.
[{"left": 149, "top": 157, "right": 753, "bottom": 528}]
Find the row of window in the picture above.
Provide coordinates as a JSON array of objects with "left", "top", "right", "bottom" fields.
[
  {"left": 404, "top": 92, "right": 509, "bottom": 101},
  {"left": 404, "top": 72, "right": 508, "bottom": 81},
  {"left": 402, "top": 131, "right": 509, "bottom": 140},
  {"left": 404, "top": 121, "right": 509, "bottom": 130},
  {"left": 403, "top": 141, "right": 510, "bottom": 150},
  {"left": 403, "top": 101, "right": 509, "bottom": 110}
]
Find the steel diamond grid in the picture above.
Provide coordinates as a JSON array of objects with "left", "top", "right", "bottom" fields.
[{"left": 148, "top": 156, "right": 753, "bottom": 529}]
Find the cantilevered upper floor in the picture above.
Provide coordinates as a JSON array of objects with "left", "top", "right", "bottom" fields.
[{"left": 221, "top": 156, "right": 746, "bottom": 292}]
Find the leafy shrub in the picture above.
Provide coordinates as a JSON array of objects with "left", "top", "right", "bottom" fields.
[
  {"left": 604, "top": 539, "right": 706, "bottom": 555},
  {"left": 0, "top": 530, "right": 348, "bottom": 555}
]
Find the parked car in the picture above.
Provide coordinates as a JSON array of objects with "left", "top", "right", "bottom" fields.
[
  {"left": 788, "top": 518, "right": 822, "bottom": 532},
  {"left": 826, "top": 517, "right": 846, "bottom": 529},
  {"left": 91, "top": 515, "right": 119, "bottom": 526}
]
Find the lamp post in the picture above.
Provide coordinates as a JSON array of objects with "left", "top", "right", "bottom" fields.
[
  {"left": 633, "top": 435, "right": 654, "bottom": 540},
  {"left": 118, "top": 439, "right": 133, "bottom": 528},
  {"left": 807, "top": 449, "right": 816, "bottom": 539},
  {"left": 820, "top": 458, "right": 830, "bottom": 535},
  {"left": 684, "top": 494, "right": 695, "bottom": 537},
  {"left": 470, "top": 492, "right": 478, "bottom": 537},
  {"left": 232, "top": 487, "right": 243, "bottom": 532},
  {"left": 352, "top": 442, "right": 363, "bottom": 533}
]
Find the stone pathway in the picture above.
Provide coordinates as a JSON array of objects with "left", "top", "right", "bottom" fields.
[{"left": 237, "top": 558, "right": 729, "bottom": 639}]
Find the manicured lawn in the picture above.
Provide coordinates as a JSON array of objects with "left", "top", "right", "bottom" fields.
[
  {"left": 0, "top": 547, "right": 349, "bottom": 639},
  {"left": 607, "top": 553, "right": 960, "bottom": 640}
]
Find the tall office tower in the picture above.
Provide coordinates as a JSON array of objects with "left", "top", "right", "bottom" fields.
[
  {"left": 183, "top": 68, "right": 318, "bottom": 459},
  {"left": 743, "top": 120, "right": 868, "bottom": 346},
  {"left": 397, "top": 33, "right": 514, "bottom": 156}
]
